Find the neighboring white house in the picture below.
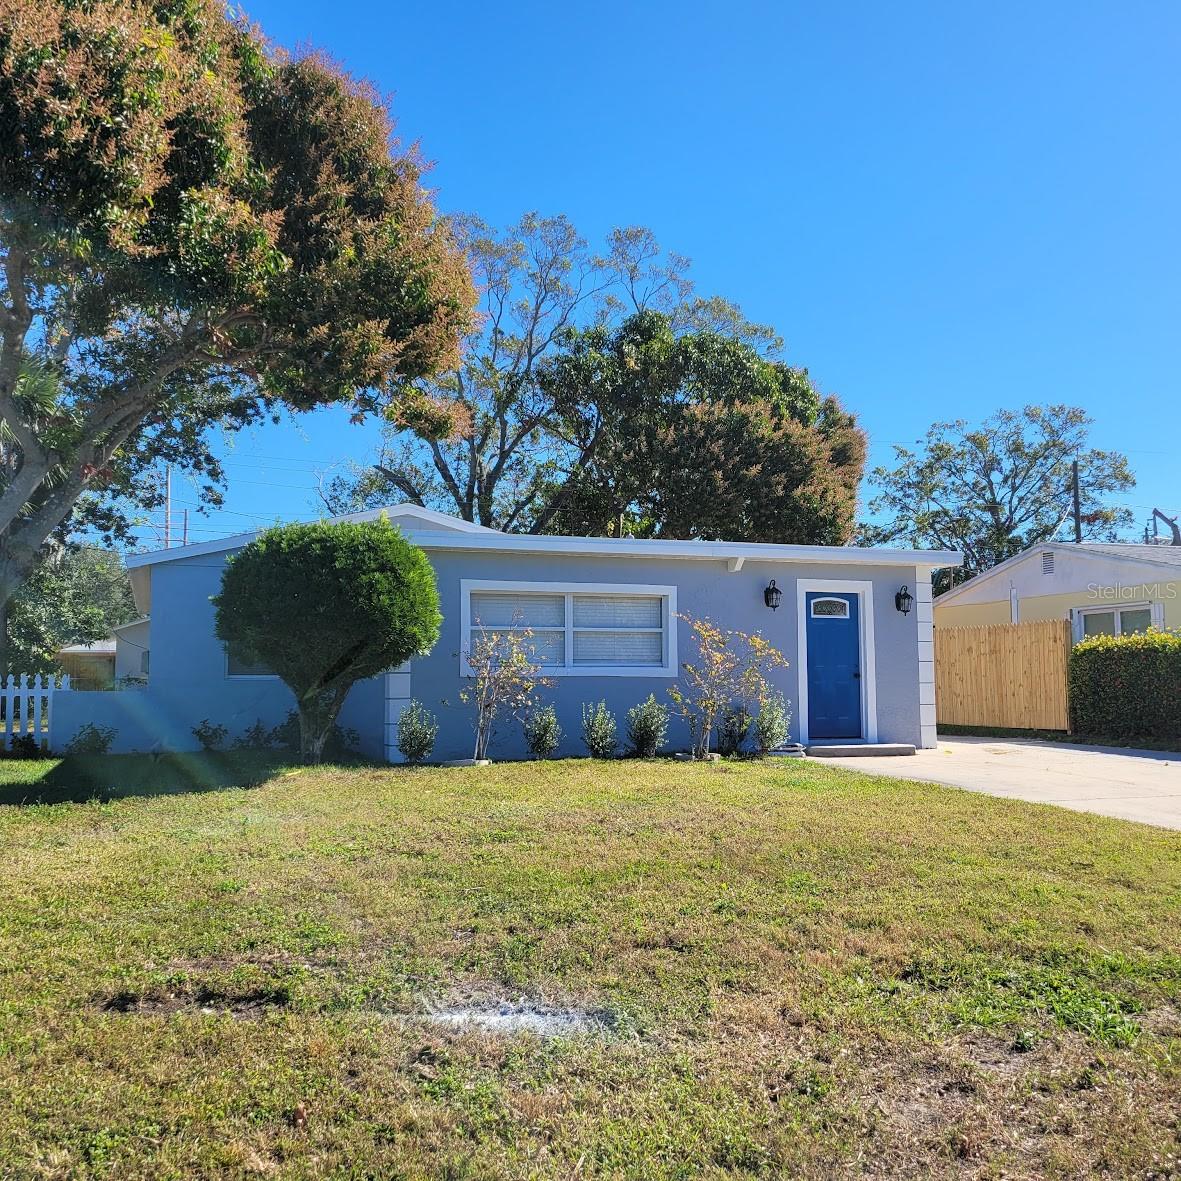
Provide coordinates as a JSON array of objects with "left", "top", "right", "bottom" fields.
[
  {"left": 934, "top": 542, "right": 1181, "bottom": 640},
  {"left": 54, "top": 616, "right": 150, "bottom": 689}
]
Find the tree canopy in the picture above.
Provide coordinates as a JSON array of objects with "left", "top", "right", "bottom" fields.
[
  {"left": 866, "top": 405, "right": 1134, "bottom": 589},
  {"left": 213, "top": 518, "right": 441, "bottom": 762},
  {"left": 9, "top": 546, "right": 136, "bottom": 675},
  {"left": 533, "top": 311, "right": 865, "bottom": 542},
  {"left": 0, "top": 0, "right": 473, "bottom": 643},
  {"left": 320, "top": 213, "right": 864, "bottom": 542}
]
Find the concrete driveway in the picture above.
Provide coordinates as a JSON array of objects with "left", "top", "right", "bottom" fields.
[{"left": 819, "top": 735, "right": 1181, "bottom": 830}]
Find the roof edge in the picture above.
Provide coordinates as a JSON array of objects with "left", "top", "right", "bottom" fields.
[{"left": 128, "top": 526, "right": 960, "bottom": 570}]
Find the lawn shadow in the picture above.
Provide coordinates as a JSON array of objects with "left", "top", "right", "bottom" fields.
[{"left": 0, "top": 750, "right": 297, "bottom": 806}]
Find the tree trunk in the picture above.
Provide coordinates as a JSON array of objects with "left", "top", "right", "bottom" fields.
[{"left": 297, "top": 685, "right": 351, "bottom": 764}]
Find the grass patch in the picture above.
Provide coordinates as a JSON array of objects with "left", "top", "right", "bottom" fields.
[{"left": 0, "top": 755, "right": 1178, "bottom": 1178}]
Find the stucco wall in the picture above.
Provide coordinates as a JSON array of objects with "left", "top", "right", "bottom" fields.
[
  {"left": 409, "top": 550, "right": 924, "bottom": 760},
  {"left": 52, "top": 545, "right": 928, "bottom": 758}
]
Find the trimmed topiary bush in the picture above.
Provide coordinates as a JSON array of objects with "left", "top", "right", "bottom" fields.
[
  {"left": 523, "top": 704, "right": 562, "bottom": 759},
  {"left": 626, "top": 694, "right": 668, "bottom": 757},
  {"left": 1069, "top": 630, "right": 1181, "bottom": 742},
  {"left": 581, "top": 701, "right": 618, "bottom": 759},
  {"left": 213, "top": 519, "right": 441, "bottom": 763}
]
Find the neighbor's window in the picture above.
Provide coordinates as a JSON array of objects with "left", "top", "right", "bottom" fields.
[
  {"left": 466, "top": 584, "right": 673, "bottom": 675},
  {"left": 1080, "top": 606, "right": 1153, "bottom": 638},
  {"left": 226, "top": 644, "right": 275, "bottom": 677}
]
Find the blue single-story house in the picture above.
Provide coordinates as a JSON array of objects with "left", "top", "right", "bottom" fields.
[{"left": 51, "top": 504, "right": 960, "bottom": 760}]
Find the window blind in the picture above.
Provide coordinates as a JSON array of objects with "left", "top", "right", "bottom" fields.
[{"left": 467, "top": 587, "right": 667, "bottom": 670}]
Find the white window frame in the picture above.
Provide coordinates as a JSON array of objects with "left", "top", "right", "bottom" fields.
[
  {"left": 460, "top": 579, "right": 677, "bottom": 677},
  {"left": 796, "top": 579, "right": 878, "bottom": 745},
  {"left": 1073, "top": 601, "right": 1158, "bottom": 641},
  {"left": 224, "top": 646, "right": 280, "bottom": 680}
]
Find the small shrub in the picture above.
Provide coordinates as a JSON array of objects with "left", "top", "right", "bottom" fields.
[
  {"left": 669, "top": 615, "right": 788, "bottom": 758},
  {"left": 7, "top": 733, "right": 41, "bottom": 759},
  {"left": 581, "top": 700, "right": 618, "bottom": 759},
  {"left": 233, "top": 718, "right": 274, "bottom": 749},
  {"left": 1070, "top": 629, "right": 1181, "bottom": 742},
  {"left": 716, "top": 704, "right": 751, "bottom": 757},
  {"left": 523, "top": 703, "right": 562, "bottom": 759},
  {"left": 192, "top": 719, "right": 228, "bottom": 751},
  {"left": 461, "top": 624, "right": 552, "bottom": 761},
  {"left": 65, "top": 722, "right": 116, "bottom": 756},
  {"left": 753, "top": 691, "right": 792, "bottom": 755},
  {"left": 396, "top": 700, "right": 438, "bottom": 764},
  {"left": 626, "top": 694, "right": 668, "bottom": 757},
  {"left": 269, "top": 710, "right": 359, "bottom": 761}
]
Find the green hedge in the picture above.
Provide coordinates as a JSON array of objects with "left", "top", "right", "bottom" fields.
[{"left": 1069, "top": 629, "right": 1181, "bottom": 742}]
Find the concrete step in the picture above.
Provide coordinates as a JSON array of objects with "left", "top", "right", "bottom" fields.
[{"left": 806, "top": 743, "right": 917, "bottom": 758}]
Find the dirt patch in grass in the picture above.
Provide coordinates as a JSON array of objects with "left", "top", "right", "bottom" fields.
[{"left": 98, "top": 984, "right": 291, "bottom": 1019}]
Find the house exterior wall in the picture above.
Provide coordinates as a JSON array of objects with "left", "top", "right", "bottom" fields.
[
  {"left": 114, "top": 620, "right": 151, "bottom": 681},
  {"left": 52, "top": 544, "right": 931, "bottom": 757},
  {"left": 935, "top": 549, "right": 1181, "bottom": 630}
]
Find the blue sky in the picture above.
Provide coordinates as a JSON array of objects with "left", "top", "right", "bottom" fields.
[{"left": 159, "top": 1, "right": 1181, "bottom": 547}]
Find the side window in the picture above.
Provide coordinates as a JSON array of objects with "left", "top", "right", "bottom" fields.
[{"left": 226, "top": 644, "right": 275, "bottom": 677}]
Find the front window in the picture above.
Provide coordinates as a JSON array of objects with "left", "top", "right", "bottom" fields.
[{"left": 463, "top": 582, "right": 675, "bottom": 676}]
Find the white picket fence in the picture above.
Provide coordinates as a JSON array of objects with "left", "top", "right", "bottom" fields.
[{"left": 1, "top": 673, "right": 69, "bottom": 748}]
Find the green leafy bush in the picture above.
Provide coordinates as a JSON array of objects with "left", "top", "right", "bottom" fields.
[
  {"left": 626, "top": 694, "right": 668, "bottom": 757},
  {"left": 1070, "top": 629, "right": 1181, "bottom": 742},
  {"left": 396, "top": 700, "right": 438, "bottom": 764},
  {"left": 753, "top": 691, "right": 792, "bottom": 755},
  {"left": 716, "top": 704, "right": 752, "bottom": 757},
  {"left": 64, "top": 723, "right": 116, "bottom": 756},
  {"left": 581, "top": 701, "right": 618, "bottom": 759},
  {"left": 192, "top": 719, "right": 228, "bottom": 751},
  {"left": 7, "top": 734, "right": 41, "bottom": 759},
  {"left": 523, "top": 704, "right": 562, "bottom": 759},
  {"left": 233, "top": 719, "right": 274, "bottom": 750}
]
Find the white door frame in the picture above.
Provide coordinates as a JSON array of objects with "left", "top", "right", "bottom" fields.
[{"left": 796, "top": 579, "right": 878, "bottom": 745}]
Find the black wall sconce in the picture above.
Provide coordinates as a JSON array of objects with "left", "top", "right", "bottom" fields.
[
  {"left": 764, "top": 579, "right": 782, "bottom": 610},
  {"left": 895, "top": 585, "right": 914, "bottom": 615}
]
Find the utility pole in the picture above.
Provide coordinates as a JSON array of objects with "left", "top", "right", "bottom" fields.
[
  {"left": 1071, "top": 459, "right": 1082, "bottom": 544},
  {"left": 163, "top": 464, "right": 171, "bottom": 548},
  {"left": 182, "top": 508, "right": 189, "bottom": 546}
]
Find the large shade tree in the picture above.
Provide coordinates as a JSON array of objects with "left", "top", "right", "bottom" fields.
[
  {"left": 0, "top": 0, "right": 473, "bottom": 669},
  {"left": 532, "top": 312, "right": 865, "bottom": 542},
  {"left": 213, "top": 519, "right": 441, "bottom": 762},
  {"left": 866, "top": 405, "right": 1134, "bottom": 590},
  {"left": 321, "top": 214, "right": 864, "bottom": 541}
]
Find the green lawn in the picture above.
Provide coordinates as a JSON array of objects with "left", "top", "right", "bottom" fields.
[{"left": 0, "top": 755, "right": 1178, "bottom": 1179}]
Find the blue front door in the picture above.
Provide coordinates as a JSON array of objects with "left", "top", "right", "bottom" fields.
[{"left": 805, "top": 591, "right": 863, "bottom": 739}]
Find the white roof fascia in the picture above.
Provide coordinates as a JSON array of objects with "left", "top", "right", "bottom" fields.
[{"left": 126, "top": 526, "right": 960, "bottom": 570}]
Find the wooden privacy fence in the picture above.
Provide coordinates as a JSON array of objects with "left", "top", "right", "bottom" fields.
[
  {"left": 1, "top": 674, "right": 70, "bottom": 748},
  {"left": 935, "top": 619, "right": 1072, "bottom": 731}
]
